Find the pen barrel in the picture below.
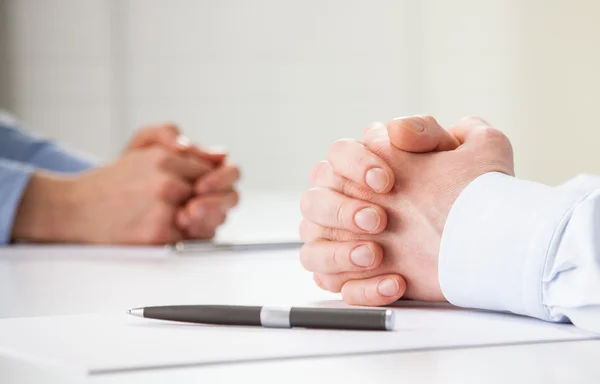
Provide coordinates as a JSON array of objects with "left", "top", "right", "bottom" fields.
[
  {"left": 289, "top": 308, "right": 395, "bottom": 331},
  {"left": 143, "top": 305, "right": 262, "bottom": 326}
]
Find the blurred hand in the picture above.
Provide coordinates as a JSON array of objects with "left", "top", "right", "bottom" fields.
[
  {"left": 125, "top": 122, "right": 241, "bottom": 240},
  {"left": 299, "top": 116, "right": 514, "bottom": 304},
  {"left": 12, "top": 122, "right": 240, "bottom": 244},
  {"left": 175, "top": 161, "right": 241, "bottom": 239}
]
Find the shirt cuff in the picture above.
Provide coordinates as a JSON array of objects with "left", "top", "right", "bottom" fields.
[
  {"left": 30, "top": 143, "right": 97, "bottom": 174},
  {"left": 439, "top": 172, "right": 582, "bottom": 321},
  {"left": 0, "top": 161, "right": 34, "bottom": 245}
]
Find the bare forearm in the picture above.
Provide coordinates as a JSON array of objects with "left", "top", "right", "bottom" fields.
[{"left": 11, "top": 172, "right": 82, "bottom": 243}]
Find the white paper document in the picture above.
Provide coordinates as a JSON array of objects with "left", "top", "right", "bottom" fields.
[{"left": 0, "top": 303, "right": 597, "bottom": 375}]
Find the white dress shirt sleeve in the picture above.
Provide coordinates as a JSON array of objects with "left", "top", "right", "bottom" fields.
[{"left": 439, "top": 172, "right": 600, "bottom": 334}]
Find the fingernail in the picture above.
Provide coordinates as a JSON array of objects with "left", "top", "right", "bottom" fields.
[
  {"left": 365, "top": 168, "right": 389, "bottom": 192},
  {"left": 377, "top": 278, "right": 400, "bottom": 297},
  {"left": 350, "top": 245, "right": 375, "bottom": 268},
  {"left": 195, "top": 206, "right": 205, "bottom": 218},
  {"left": 354, "top": 208, "right": 381, "bottom": 232},
  {"left": 176, "top": 135, "right": 192, "bottom": 148},
  {"left": 410, "top": 119, "right": 425, "bottom": 132}
]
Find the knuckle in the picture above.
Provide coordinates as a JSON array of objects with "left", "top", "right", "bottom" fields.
[
  {"left": 342, "top": 283, "right": 371, "bottom": 306},
  {"left": 339, "top": 177, "right": 353, "bottom": 198},
  {"left": 355, "top": 150, "right": 373, "bottom": 169},
  {"left": 335, "top": 200, "right": 348, "bottom": 227},
  {"left": 160, "top": 121, "right": 180, "bottom": 134},
  {"left": 313, "top": 273, "right": 325, "bottom": 290},
  {"left": 300, "top": 189, "right": 318, "bottom": 217},
  {"left": 362, "top": 137, "right": 388, "bottom": 159},
  {"left": 230, "top": 191, "right": 240, "bottom": 207},
  {"left": 150, "top": 146, "right": 170, "bottom": 166},
  {"left": 458, "top": 116, "right": 508, "bottom": 145},
  {"left": 321, "top": 226, "right": 334, "bottom": 240},
  {"left": 328, "top": 138, "right": 354, "bottom": 161},
  {"left": 340, "top": 145, "right": 377, "bottom": 174},
  {"left": 362, "top": 122, "right": 387, "bottom": 143},
  {"left": 319, "top": 275, "right": 342, "bottom": 293},
  {"left": 477, "top": 126, "right": 511, "bottom": 150},
  {"left": 340, "top": 283, "right": 353, "bottom": 302},
  {"left": 328, "top": 227, "right": 356, "bottom": 241},
  {"left": 320, "top": 225, "right": 334, "bottom": 242},
  {"left": 176, "top": 183, "right": 193, "bottom": 201},
  {"left": 298, "top": 219, "right": 312, "bottom": 242},
  {"left": 478, "top": 126, "right": 503, "bottom": 140},
  {"left": 300, "top": 193, "right": 311, "bottom": 217},
  {"left": 331, "top": 245, "right": 343, "bottom": 269},
  {"left": 476, "top": 127, "right": 514, "bottom": 173},
  {"left": 309, "top": 160, "right": 329, "bottom": 186},
  {"left": 343, "top": 181, "right": 374, "bottom": 203},
  {"left": 322, "top": 226, "right": 351, "bottom": 242},
  {"left": 155, "top": 177, "right": 177, "bottom": 200},
  {"left": 299, "top": 245, "right": 312, "bottom": 270},
  {"left": 230, "top": 164, "right": 242, "bottom": 181},
  {"left": 360, "top": 285, "right": 370, "bottom": 304},
  {"left": 298, "top": 220, "right": 350, "bottom": 243},
  {"left": 331, "top": 171, "right": 361, "bottom": 198},
  {"left": 203, "top": 202, "right": 223, "bottom": 215},
  {"left": 215, "top": 212, "right": 227, "bottom": 226}
]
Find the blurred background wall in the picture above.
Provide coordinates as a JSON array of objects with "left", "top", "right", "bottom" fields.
[{"left": 2, "top": 0, "right": 600, "bottom": 192}]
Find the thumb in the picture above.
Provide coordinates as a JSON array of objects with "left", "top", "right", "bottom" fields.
[
  {"left": 126, "top": 122, "right": 227, "bottom": 165},
  {"left": 126, "top": 122, "right": 182, "bottom": 152},
  {"left": 386, "top": 115, "right": 460, "bottom": 153}
]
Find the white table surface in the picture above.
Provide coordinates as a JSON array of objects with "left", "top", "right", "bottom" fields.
[{"left": 1, "top": 193, "right": 599, "bottom": 383}]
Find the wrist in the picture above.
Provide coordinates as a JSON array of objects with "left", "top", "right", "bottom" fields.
[{"left": 12, "top": 172, "right": 83, "bottom": 243}]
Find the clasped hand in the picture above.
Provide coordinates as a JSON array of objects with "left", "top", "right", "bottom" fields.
[
  {"left": 12, "top": 122, "right": 240, "bottom": 245},
  {"left": 96, "top": 122, "right": 241, "bottom": 244},
  {"left": 300, "top": 115, "right": 514, "bottom": 305}
]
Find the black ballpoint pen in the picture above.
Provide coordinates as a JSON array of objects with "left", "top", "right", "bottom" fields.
[{"left": 127, "top": 305, "right": 395, "bottom": 331}]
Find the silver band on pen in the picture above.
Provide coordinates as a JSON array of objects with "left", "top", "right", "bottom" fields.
[{"left": 260, "top": 306, "right": 292, "bottom": 328}]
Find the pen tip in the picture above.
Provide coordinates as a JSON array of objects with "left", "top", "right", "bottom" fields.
[{"left": 128, "top": 308, "right": 144, "bottom": 318}]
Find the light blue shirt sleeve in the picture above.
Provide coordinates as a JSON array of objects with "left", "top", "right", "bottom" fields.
[
  {"left": 0, "top": 159, "right": 35, "bottom": 245},
  {"left": 439, "top": 172, "right": 600, "bottom": 334},
  {"left": 0, "top": 115, "right": 96, "bottom": 173},
  {"left": 0, "top": 114, "right": 97, "bottom": 245}
]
